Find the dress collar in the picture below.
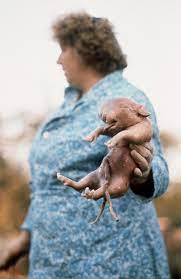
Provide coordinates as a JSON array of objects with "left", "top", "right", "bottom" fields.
[{"left": 64, "top": 70, "right": 123, "bottom": 103}]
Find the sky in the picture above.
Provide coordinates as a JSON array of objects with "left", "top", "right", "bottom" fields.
[{"left": 0, "top": 0, "right": 181, "bottom": 180}]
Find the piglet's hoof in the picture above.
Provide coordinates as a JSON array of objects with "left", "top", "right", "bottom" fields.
[
  {"left": 81, "top": 187, "right": 95, "bottom": 199},
  {"left": 57, "top": 173, "right": 71, "bottom": 186},
  {"left": 84, "top": 135, "right": 97, "bottom": 142},
  {"left": 84, "top": 135, "right": 93, "bottom": 142}
]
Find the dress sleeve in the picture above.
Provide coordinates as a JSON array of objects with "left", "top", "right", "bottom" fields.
[
  {"left": 150, "top": 124, "right": 170, "bottom": 198},
  {"left": 128, "top": 91, "right": 169, "bottom": 202}
]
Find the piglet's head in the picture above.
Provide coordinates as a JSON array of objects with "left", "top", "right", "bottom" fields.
[{"left": 100, "top": 98, "right": 150, "bottom": 133}]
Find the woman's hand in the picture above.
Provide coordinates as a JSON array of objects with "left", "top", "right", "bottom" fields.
[
  {"left": 0, "top": 230, "right": 30, "bottom": 270},
  {"left": 130, "top": 142, "right": 154, "bottom": 185}
]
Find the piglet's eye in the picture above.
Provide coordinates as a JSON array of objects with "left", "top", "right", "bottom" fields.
[
  {"left": 109, "top": 118, "right": 116, "bottom": 123},
  {"left": 102, "top": 115, "right": 106, "bottom": 122}
]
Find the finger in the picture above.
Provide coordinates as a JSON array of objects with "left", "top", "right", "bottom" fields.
[
  {"left": 129, "top": 144, "right": 153, "bottom": 163},
  {"left": 130, "top": 150, "right": 149, "bottom": 172},
  {"left": 134, "top": 167, "right": 143, "bottom": 177},
  {"left": 130, "top": 142, "right": 153, "bottom": 153},
  {"left": 142, "top": 142, "right": 154, "bottom": 153}
]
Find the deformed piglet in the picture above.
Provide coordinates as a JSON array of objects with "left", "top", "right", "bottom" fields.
[{"left": 57, "top": 98, "right": 152, "bottom": 223}]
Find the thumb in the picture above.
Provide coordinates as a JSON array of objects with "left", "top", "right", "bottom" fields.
[{"left": 134, "top": 168, "right": 143, "bottom": 177}]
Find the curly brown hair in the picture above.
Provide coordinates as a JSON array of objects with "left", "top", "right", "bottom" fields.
[{"left": 52, "top": 12, "right": 127, "bottom": 75}]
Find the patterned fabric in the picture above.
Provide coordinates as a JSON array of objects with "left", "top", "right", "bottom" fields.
[{"left": 21, "top": 70, "right": 170, "bottom": 278}]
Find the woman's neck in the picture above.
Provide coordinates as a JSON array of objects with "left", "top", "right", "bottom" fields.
[{"left": 77, "top": 70, "right": 104, "bottom": 96}]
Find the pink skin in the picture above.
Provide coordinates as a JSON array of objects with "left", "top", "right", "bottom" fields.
[
  {"left": 86, "top": 98, "right": 152, "bottom": 145},
  {"left": 57, "top": 98, "right": 153, "bottom": 223},
  {"left": 57, "top": 46, "right": 86, "bottom": 86},
  {"left": 57, "top": 45, "right": 103, "bottom": 94}
]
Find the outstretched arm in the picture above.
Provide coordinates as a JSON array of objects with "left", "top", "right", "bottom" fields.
[
  {"left": 129, "top": 137, "right": 169, "bottom": 201},
  {"left": 128, "top": 94, "right": 169, "bottom": 201}
]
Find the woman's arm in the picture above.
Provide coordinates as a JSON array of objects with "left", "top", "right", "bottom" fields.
[
  {"left": 129, "top": 93, "right": 169, "bottom": 201},
  {"left": 130, "top": 141, "right": 169, "bottom": 200}
]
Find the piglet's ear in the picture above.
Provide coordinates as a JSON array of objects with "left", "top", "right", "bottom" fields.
[{"left": 138, "top": 105, "right": 150, "bottom": 117}]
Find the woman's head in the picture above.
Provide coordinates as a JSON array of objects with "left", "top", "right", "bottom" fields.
[{"left": 52, "top": 12, "right": 127, "bottom": 76}]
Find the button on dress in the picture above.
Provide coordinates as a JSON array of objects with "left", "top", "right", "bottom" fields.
[{"left": 21, "top": 70, "right": 170, "bottom": 279}]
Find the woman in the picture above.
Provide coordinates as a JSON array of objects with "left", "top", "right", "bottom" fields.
[{"left": 0, "top": 12, "right": 170, "bottom": 278}]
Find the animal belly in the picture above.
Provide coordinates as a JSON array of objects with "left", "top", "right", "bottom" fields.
[{"left": 108, "top": 175, "right": 129, "bottom": 197}]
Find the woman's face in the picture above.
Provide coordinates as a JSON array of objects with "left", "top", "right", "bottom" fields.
[{"left": 57, "top": 46, "right": 87, "bottom": 87}]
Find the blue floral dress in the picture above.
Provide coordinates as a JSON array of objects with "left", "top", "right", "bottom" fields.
[{"left": 21, "top": 70, "right": 170, "bottom": 278}]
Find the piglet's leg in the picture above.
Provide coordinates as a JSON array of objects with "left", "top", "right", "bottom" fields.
[
  {"left": 101, "top": 158, "right": 119, "bottom": 221},
  {"left": 88, "top": 186, "right": 119, "bottom": 221},
  {"left": 57, "top": 171, "right": 98, "bottom": 191},
  {"left": 83, "top": 185, "right": 106, "bottom": 200},
  {"left": 84, "top": 123, "right": 113, "bottom": 142},
  {"left": 84, "top": 187, "right": 119, "bottom": 223},
  {"left": 82, "top": 158, "right": 110, "bottom": 224},
  {"left": 82, "top": 187, "right": 107, "bottom": 224},
  {"left": 83, "top": 157, "right": 111, "bottom": 199},
  {"left": 106, "top": 130, "right": 127, "bottom": 148},
  {"left": 84, "top": 158, "right": 119, "bottom": 223},
  {"left": 105, "top": 191, "right": 119, "bottom": 222},
  {"left": 106, "top": 120, "right": 152, "bottom": 148},
  {"left": 90, "top": 197, "right": 107, "bottom": 225},
  {"left": 84, "top": 126, "right": 105, "bottom": 142}
]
